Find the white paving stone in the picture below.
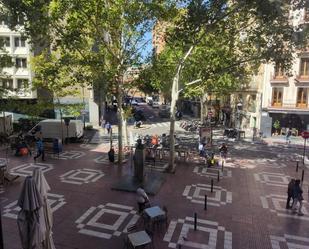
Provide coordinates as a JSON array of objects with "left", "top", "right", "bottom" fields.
[
  {"left": 10, "top": 163, "right": 54, "bottom": 177},
  {"left": 75, "top": 203, "right": 139, "bottom": 239},
  {"left": 59, "top": 168, "right": 104, "bottom": 185},
  {"left": 164, "top": 216, "right": 232, "bottom": 249}
]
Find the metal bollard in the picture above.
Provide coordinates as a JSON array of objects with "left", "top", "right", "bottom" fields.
[
  {"left": 217, "top": 170, "right": 220, "bottom": 182},
  {"left": 194, "top": 212, "right": 197, "bottom": 231},
  {"left": 301, "top": 169, "right": 305, "bottom": 182},
  {"left": 211, "top": 179, "right": 214, "bottom": 193},
  {"left": 204, "top": 195, "right": 207, "bottom": 210},
  {"left": 222, "top": 160, "right": 224, "bottom": 172},
  {"left": 296, "top": 161, "right": 299, "bottom": 172}
]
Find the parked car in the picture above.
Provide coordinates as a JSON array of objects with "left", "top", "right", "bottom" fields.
[
  {"left": 152, "top": 101, "right": 160, "bottom": 108},
  {"left": 131, "top": 99, "right": 138, "bottom": 105},
  {"left": 158, "top": 105, "right": 170, "bottom": 118}
]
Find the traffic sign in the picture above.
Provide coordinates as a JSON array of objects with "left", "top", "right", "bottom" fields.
[{"left": 301, "top": 131, "right": 309, "bottom": 139}]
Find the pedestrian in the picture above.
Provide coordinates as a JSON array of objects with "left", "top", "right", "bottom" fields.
[
  {"left": 198, "top": 143, "right": 204, "bottom": 157},
  {"left": 286, "top": 178, "right": 295, "bottom": 209},
  {"left": 136, "top": 187, "right": 150, "bottom": 213},
  {"left": 34, "top": 137, "right": 45, "bottom": 162},
  {"left": 286, "top": 128, "right": 292, "bottom": 144},
  {"left": 219, "top": 143, "right": 228, "bottom": 160},
  {"left": 291, "top": 179, "right": 304, "bottom": 216},
  {"left": 108, "top": 146, "right": 115, "bottom": 162},
  {"left": 105, "top": 122, "right": 111, "bottom": 134}
]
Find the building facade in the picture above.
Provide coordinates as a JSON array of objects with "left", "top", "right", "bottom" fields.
[
  {"left": 0, "top": 19, "right": 36, "bottom": 99},
  {"left": 260, "top": 7, "right": 309, "bottom": 136}
]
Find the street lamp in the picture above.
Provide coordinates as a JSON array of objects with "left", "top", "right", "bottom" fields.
[{"left": 64, "top": 117, "right": 70, "bottom": 144}]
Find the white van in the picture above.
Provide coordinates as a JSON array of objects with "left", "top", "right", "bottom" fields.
[{"left": 29, "top": 119, "right": 84, "bottom": 140}]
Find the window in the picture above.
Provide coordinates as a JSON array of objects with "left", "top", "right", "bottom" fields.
[
  {"left": 14, "top": 37, "right": 26, "bottom": 47},
  {"left": 17, "top": 79, "right": 29, "bottom": 89},
  {"left": 300, "top": 58, "right": 309, "bottom": 77},
  {"left": 0, "top": 79, "right": 13, "bottom": 90},
  {"left": 0, "top": 36, "right": 10, "bottom": 47},
  {"left": 272, "top": 87, "right": 283, "bottom": 107},
  {"left": 15, "top": 58, "right": 27, "bottom": 68},
  {"left": 297, "top": 88, "right": 307, "bottom": 108},
  {"left": 274, "top": 64, "right": 285, "bottom": 78}
]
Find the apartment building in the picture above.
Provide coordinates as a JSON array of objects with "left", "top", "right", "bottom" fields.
[
  {"left": 0, "top": 17, "right": 36, "bottom": 100},
  {"left": 260, "top": 6, "right": 309, "bottom": 136},
  {"left": 152, "top": 21, "right": 167, "bottom": 55}
]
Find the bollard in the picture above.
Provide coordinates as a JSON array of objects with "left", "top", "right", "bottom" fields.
[
  {"left": 296, "top": 161, "right": 299, "bottom": 172},
  {"left": 194, "top": 212, "right": 197, "bottom": 231},
  {"left": 222, "top": 160, "right": 224, "bottom": 172},
  {"left": 301, "top": 169, "right": 305, "bottom": 182},
  {"left": 217, "top": 170, "right": 220, "bottom": 182},
  {"left": 211, "top": 179, "right": 214, "bottom": 193},
  {"left": 204, "top": 195, "right": 207, "bottom": 210},
  {"left": 178, "top": 245, "right": 181, "bottom": 249}
]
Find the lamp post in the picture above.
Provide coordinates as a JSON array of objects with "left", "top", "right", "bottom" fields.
[
  {"left": 64, "top": 117, "right": 70, "bottom": 144},
  {"left": 301, "top": 131, "right": 309, "bottom": 165}
]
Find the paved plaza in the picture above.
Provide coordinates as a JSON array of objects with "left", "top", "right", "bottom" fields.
[{"left": 1, "top": 131, "right": 309, "bottom": 249}]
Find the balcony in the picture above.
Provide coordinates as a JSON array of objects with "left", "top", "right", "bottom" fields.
[
  {"left": 269, "top": 74, "right": 289, "bottom": 84},
  {"left": 295, "top": 75, "right": 309, "bottom": 84}
]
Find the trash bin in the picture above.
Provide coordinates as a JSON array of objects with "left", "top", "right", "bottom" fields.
[{"left": 53, "top": 138, "right": 62, "bottom": 154}]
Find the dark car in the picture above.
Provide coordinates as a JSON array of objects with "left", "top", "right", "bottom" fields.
[{"left": 158, "top": 105, "right": 170, "bottom": 118}]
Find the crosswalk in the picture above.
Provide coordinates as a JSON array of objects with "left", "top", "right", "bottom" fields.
[
  {"left": 150, "top": 121, "right": 181, "bottom": 128},
  {"left": 90, "top": 129, "right": 119, "bottom": 144}
]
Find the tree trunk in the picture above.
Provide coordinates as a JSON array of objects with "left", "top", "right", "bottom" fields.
[
  {"left": 200, "top": 97, "right": 204, "bottom": 123},
  {"left": 117, "top": 81, "right": 124, "bottom": 167},
  {"left": 168, "top": 46, "right": 194, "bottom": 172}
]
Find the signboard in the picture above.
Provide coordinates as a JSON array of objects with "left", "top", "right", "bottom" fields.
[{"left": 301, "top": 131, "right": 309, "bottom": 139}]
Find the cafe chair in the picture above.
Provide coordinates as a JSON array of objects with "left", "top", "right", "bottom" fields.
[
  {"left": 123, "top": 223, "right": 137, "bottom": 249},
  {"left": 154, "top": 205, "right": 168, "bottom": 229}
]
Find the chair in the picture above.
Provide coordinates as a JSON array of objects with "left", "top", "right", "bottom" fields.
[
  {"left": 291, "top": 128, "right": 298, "bottom": 136},
  {"left": 280, "top": 127, "right": 286, "bottom": 135},
  {"left": 123, "top": 224, "right": 137, "bottom": 249},
  {"left": 154, "top": 206, "right": 168, "bottom": 230}
]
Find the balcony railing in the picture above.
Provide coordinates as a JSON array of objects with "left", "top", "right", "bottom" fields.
[
  {"left": 268, "top": 102, "right": 308, "bottom": 109},
  {"left": 295, "top": 75, "right": 309, "bottom": 83},
  {"left": 270, "top": 74, "right": 289, "bottom": 83}
]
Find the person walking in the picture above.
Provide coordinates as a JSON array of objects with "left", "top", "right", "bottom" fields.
[
  {"left": 219, "top": 143, "right": 228, "bottom": 160},
  {"left": 286, "top": 128, "right": 292, "bottom": 144},
  {"left": 286, "top": 179, "right": 295, "bottom": 209},
  {"left": 136, "top": 187, "right": 150, "bottom": 213},
  {"left": 105, "top": 122, "right": 111, "bottom": 134},
  {"left": 34, "top": 137, "right": 45, "bottom": 162},
  {"left": 291, "top": 179, "right": 304, "bottom": 216}
]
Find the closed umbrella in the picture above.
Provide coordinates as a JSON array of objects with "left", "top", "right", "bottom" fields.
[
  {"left": 33, "top": 168, "right": 56, "bottom": 249},
  {"left": 17, "top": 176, "right": 43, "bottom": 249}
]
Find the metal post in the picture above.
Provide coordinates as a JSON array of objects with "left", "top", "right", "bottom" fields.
[
  {"left": 0, "top": 204, "right": 4, "bottom": 249},
  {"left": 221, "top": 160, "right": 224, "bottom": 172},
  {"left": 301, "top": 169, "right": 305, "bottom": 183},
  {"left": 211, "top": 179, "right": 214, "bottom": 193},
  {"left": 194, "top": 212, "right": 197, "bottom": 231},
  {"left": 110, "top": 128, "right": 113, "bottom": 149},
  {"left": 204, "top": 195, "right": 207, "bottom": 210},
  {"left": 296, "top": 161, "right": 299, "bottom": 172},
  {"left": 303, "top": 138, "right": 307, "bottom": 165},
  {"left": 217, "top": 170, "right": 220, "bottom": 182}
]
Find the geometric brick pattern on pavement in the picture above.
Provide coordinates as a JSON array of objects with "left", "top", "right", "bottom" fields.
[
  {"left": 3, "top": 193, "right": 66, "bottom": 219},
  {"left": 59, "top": 168, "right": 105, "bottom": 185},
  {"left": 163, "top": 216, "right": 232, "bottom": 249},
  {"left": 75, "top": 203, "right": 139, "bottom": 239},
  {"left": 183, "top": 183, "right": 232, "bottom": 206}
]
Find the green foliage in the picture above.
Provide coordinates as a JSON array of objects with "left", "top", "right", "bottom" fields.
[{"left": 273, "top": 120, "right": 280, "bottom": 130}]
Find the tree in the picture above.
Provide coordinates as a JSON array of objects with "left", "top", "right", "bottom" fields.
[
  {"left": 3, "top": 0, "right": 176, "bottom": 166},
  {"left": 162, "top": 0, "right": 308, "bottom": 172}
]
